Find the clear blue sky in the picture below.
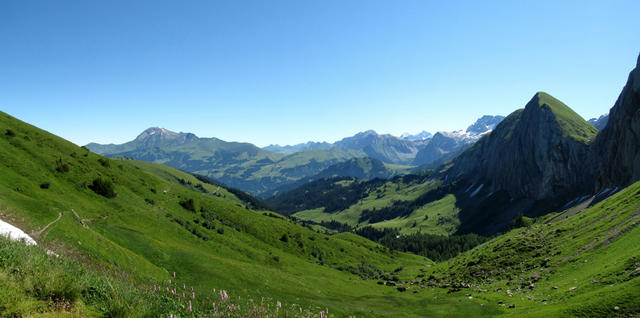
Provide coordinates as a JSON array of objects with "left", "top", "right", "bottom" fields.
[{"left": 1, "top": 0, "right": 639, "bottom": 147}]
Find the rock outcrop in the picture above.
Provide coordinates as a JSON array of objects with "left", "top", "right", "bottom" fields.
[{"left": 594, "top": 54, "right": 640, "bottom": 189}]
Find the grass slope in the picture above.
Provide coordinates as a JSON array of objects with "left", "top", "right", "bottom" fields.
[
  {"left": 273, "top": 175, "right": 462, "bottom": 236},
  {"left": 535, "top": 92, "right": 599, "bottom": 143},
  {"left": 0, "top": 111, "right": 498, "bottom": 317},
  {"left": 424, "top": 182, "right": 640, "bottom": 317}
]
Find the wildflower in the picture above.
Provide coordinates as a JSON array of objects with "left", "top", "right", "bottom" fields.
[
  {"left": 220, "top": 290, "right": 229, "bottom": 302},
  {"left": 188, "top": 300, "right": 192, "bottom": 312},
  {"left": 173, "top": 271, "right": 176, "bottom": 278},
  {"left": 192, "top": 292, "right": 196, "bottom": 299},
  {"left": 277, "top": 301, "right": 282, "bottom": 308}
]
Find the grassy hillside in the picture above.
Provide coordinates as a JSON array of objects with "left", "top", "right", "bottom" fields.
[
  {"left": 0, "top": 111, "right": 502, "bottom": 317},
  {"left": 421, "top": 181, "right": 640, "bottom": 317},
  {"left": 268, "top": 175, "right": 463, "bottom": 236},
  {"left": 535, "top": 92, "right": 599, "bottom": 143}
]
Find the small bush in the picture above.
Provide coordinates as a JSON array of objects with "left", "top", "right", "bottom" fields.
[
  {"left": 5, "top": 129, "right": 15, "bottom": 137},
  {"left": 144, "top": 198, "right": 155, "bottom": 205},
  {"left": 55, "top": 158, "right": 70, "bottom": 173},
  {"left": 179, "top": 198, "right": 196, "bottom": 212},
  {"left": 98, "top": 158, "right": 110, "bottom": 168},
  {"left": 40, "top": 182, "right": 51, "bottom": 189},
  {"left": 217, "top": 228, "right": 225, "bottom": 235},
  {"left": 89, "top": 178, "right": 117, "bottom": 198},
  {"left": 280, "top": 234, "right": 289, "bottom": 243}
]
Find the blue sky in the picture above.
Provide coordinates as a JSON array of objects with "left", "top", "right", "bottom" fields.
[{"left": 1, "top": 0, "right": 639, "bottom": 147}]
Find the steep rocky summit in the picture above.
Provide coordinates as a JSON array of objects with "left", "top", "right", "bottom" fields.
[
  {"left": 448, "top": 92, "right": 598, "bottom": 201},
  {"left": 134, "top": 127, "right": 199, "bottom": 148},
  {"left": 466, "top": 115, "right": 505, "bottom": 135}
]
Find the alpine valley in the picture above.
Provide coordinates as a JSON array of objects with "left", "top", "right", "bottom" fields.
[
  {"left": 86, "top": 115, "right": 504, "bottom": 198},
  {"left": 1, "top": 54, "right": 640, "bottom": 318}
]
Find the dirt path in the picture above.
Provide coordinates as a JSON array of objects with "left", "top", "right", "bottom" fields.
[
  {"left": 33, "top": 212, "right": 63, "bottom": 237},
  {"left": 71, "top": 209, "right": 90, "bottom": 229}
]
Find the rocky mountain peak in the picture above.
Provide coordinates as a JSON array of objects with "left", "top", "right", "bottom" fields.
[
  {"left": 355, "top": 130, "right": 378, "bottom": 137},
  {"left": 447, "top": 92, "right": 595, "bottom": 201},
  {"left": 466, "top": 115, "right": 505, "bottom": 135},
  {"left": 133, "top": 127, "right": 198, "bottom": 148},
  {"left": 136, "top": 127, "right": 180, "bottom": 140},
  {"left": 588, "top": 115, "right": 609, "bottom": 130}
]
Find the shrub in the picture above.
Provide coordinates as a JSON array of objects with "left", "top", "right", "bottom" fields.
[
  {"left": 144, "top": 198, "right": 155, "bottom": 205},
  {"left": 40, "top": 182, "right": 51, "bottom": 189},
  {"left": 89, "top": 178, "right": 117, "bottom": 198},
  {"left": 98, "top": 158, "right": 110, "bottom": 168},
  {"left": 55, "top": 158, "right": 70, "bottom": 173},
  {"left": 179, "top": 198, "right": 196, "bottom": 212},
  {"left": 5, "top": 129, "right": 15, "bottom": 137},
  {"left": 217, "top": 228, "right": 225, "bottom": 235},
  {"left": 280, "top": 234, "right": 289, "bottom": 243}
]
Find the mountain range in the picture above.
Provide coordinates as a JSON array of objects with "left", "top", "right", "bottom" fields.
[
  {"left": 86, "top": 115, "right": 505, "bottom": 197},
  {"left": 268, "top": 55, "right": 639, "bottom": 237}
]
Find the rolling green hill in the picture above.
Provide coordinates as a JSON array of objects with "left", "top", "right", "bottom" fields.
[{"left": 0, "top": 111, "right": 502, "bottom": 317}]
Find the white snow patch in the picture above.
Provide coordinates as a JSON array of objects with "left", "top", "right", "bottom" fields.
[
  {"left": 464, "top": 184, "right": 475, "bottom": 193},
  {"left": 563, "top": 197, "right": 579, "bottom": 209},
  {"left": 470, "top": 184, "right": 484, "bottom": 198},
  {"left": 0, "top": 219, "right": 37, "bottom": 245},
  {"left": 596, "top": 188, "right": 611, "bottom": 198}
]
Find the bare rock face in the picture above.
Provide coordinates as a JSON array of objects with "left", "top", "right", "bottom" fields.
[
  {"left": 594, "top": 54, "right": 640, "bottom": 189},
  {"left": 134, "top": 127, "right": 198, "bottom": 149},
  {"left": 447, "top": 92, "right": 595, "bottom": 201}
]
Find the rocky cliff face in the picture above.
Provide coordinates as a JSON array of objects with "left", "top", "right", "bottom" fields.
[
  {"left": 413, "top": 131, "right": 473, "bottom": 166},
  {"left": 594, "top": 54, "right": 640, "bottom": 189},
  {"left": 466, "top": 115, "right": 505, "bottom": 135},
  {"left": 447, "top": 92, "right": 596, "bottom": 201},
  {"left": 334, "top": 130, "right": 420, "bottom": 165}
]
